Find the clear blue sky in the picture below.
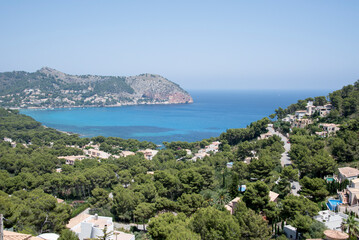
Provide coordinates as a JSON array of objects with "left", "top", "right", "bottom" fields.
[{"left": 0, "top": 1, "right": 358, "bottom": 90}]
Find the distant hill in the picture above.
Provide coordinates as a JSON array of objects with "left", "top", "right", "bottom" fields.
[{"left": 0, "top": 67, "right": 193, "bottom": 108}]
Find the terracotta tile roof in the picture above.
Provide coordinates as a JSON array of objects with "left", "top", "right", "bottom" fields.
[
  {"left": 339, "top": 167, "right": 359, "bottom": 178},
  {"left": 66, "top": 211, "right": 91, "bottom": 229},
  {"left": 269, "top": 191, "right": 279, "bottom": 202},
  {"left": 323, "top": 229, "right": 349, "bottom": 239},
  {"left": 3, "top": 230, "right": 43, "bottom": 240}
]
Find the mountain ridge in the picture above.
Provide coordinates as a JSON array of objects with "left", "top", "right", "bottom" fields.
[{"left": 0, "top": 67, "right": 193, "bottom": 108}]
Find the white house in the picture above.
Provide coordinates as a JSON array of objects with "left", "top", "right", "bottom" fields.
[
  {"left": 269, "top": 191, "right": 279, "bottom": 202},
  {"left": 294, "top": 110, "right": 306, "bottom": 119},
  {"left": 83, "top": 149, "right": 111, "bottom": 159},
  {"left": 282, "top": 114, "right": 295, "bottom": 123},
  {"left": 258, "top": 132, "right": 273, "bottom": 140},
  {"left": 67, "top": 213, "right": 134, "bottom": 240},
  {"left": 316, "top": 104, "right": 333, "bottom": 117},
  {"left": 205, "top": 141, "right": 221, "bottom": 153},
  {"left": 338, "top": 167, "right": 359, "bottom": 182},
  {"left": 320, "top": 123, "right": 340, "bottom": 134},
  {"left": 314, "top": 210, "right": 348, "bottom": 231},
  {"left": 291, "top": 119, "right": 312, "bottom": 129},
  {"left": 191, "top": 152, "right": 209, "bottom": 161},
  {"left": 138, "top": 149, "right": 159, "bottom": 160},
  {"left": 283, "top": 225, "right": 297, "bottom": 240},
  {"left": 306, "top": 101, "right": 315, "bottom": 116},
  {"left": 119, "top": 151, "right": 136, "bottom": 157},
  {"left": 58, "top": 155, "right": 86, "bottom": 165}
]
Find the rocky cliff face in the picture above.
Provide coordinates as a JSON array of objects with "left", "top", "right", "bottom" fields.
[
  {"left": 0, "top": 67, "right": 193, "bottom": 108},
  {"left": 125, "top": 74, "right": 193, "bottom": 104}
]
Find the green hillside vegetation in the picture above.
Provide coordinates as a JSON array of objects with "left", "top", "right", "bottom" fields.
[
  {"left": 0, "top": 81, "right": 358, "bottom": 239},
  {"left": 0, "top": 68, "right": 193, "bottom": 108}
]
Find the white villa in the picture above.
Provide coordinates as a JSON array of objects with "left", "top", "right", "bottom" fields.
[
  {"left": 314, "top": 210, "right": 348, "bottom": 232},
  {"left": 258, "top": 132, "right": 273, "bottom": 140},
  {"left": 205, "top": 141, "right": 221, "bottom": 153},
  {"left": 138, "top": 149, "right": 158, "bottom": 160},
  {"left": 67, "top": 213, "right": 135, "bottom": 240},
  {"left": 306, "top": 101, "right": 315, "bottom": 116},
  {"left": 83, "top": 149, "right": 111, "bottom": 159},
  {"left": 338, "top": 167, "right": 359, "bottom": 182},
  {"left": 119, "top": 150, "right": 136, "bottom": 157},
  {"left": 316, "top": 104, "right": 333, "bottom": 117},
  {"left": 58, "top": 155, "right": 86, "bottom": 165},
  {"left": 338, "top": 168, "right": 359, "bottom": 206},
  {"left": 320, "top": 123, "right": 340, "bottom": 134},
  {"left": 295, "top": 110, "right": 307, "bottom": 119},
  {"left": 291, "top": 118, "right": 312, "bottom": 129}
]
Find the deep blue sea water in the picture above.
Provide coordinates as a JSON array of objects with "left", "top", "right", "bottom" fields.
[{"left": 21, "top": 90, "right": 331, "bottom": 144}]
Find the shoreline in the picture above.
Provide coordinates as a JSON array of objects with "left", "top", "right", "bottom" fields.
[{"left": 9, "top": 100, "right": 193, "bottom": 110}]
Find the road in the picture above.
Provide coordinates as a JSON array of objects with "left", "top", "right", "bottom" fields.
[
  {"left": 267, "top": 126, "right": 301, "bottom": 195},
  {"left": 267, "top": 126, "right": 291, "bottom": 167}
]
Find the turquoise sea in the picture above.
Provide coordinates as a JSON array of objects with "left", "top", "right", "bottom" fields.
[{"left": 21, "top": 90, "right": 331, "bottom": 144}]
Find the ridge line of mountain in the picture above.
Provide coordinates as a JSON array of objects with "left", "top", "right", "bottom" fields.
[{"left": 0, "top": 67, "right": 193, "bottom": 109}]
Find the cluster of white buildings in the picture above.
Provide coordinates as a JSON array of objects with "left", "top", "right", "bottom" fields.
[
  {"left": 58, "top": 142, "right": 159, "bottom": 166},
  {"left": 282, "top": 101, "right": 333, "bottom": 123},
  {"left": 280, "top": 101, "right": 340, "bottom": 137},
  {"left": 191, "top": 141, "right": 221, "bottom": 161}
]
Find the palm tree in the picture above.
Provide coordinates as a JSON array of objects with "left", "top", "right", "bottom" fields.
[
  {"left": 341, "top": 214, "right": 359, "bottom": 238},
  {"left": 214, "top": 189, "right": 231, "bottom": 206}
]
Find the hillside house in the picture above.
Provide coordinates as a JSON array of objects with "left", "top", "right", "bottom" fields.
[
  {"left": 3, "top": 137, "right": 16, "bottom": 148},
  {"left": 119, "top": 150, "right": 135, "bottom": 157},
  {"left": 292, "top": 119, "right": 312, "bottom": 129},
  {"left": 316, "top": 104, "right": 333, "bottom": 117},
  {"left": 269, "top": 191, "right": 279, "bottom": 202},
  {"left": 58, "top": 155, "right": 86, "bottom": 165},
  {"left": 191, "top": 152, "right": 209, "bottom": 161},
  {"left": 306, "top": 101, "right": 315, "bottom": 116},
  {"left": 138, "top": 149, "right": 158, "bottom": 160},
  {"left": 3, "top": 230, "right": 43, "bottom": 240},
  {"left": 282, "top": 114, "right": 295, "bottom": 123},
  {"left": 315, "top": 131, "right": 327, "bottom": 138},
  {"left": 83, "top": 149, "right": 110, "bottom": 159},
  {"left": 185, "top": 149, "right": 192, "bottom": 156},
  {"left": 295, "top": 110, "right": 307, "bottom": 119},
  {"left": 258, "top": 132, "right": 273, "bottom": 140},
  {"left": 225, "top": 197, "right": 241, "bottom": 215},
  {"left": 320, "top": 123, "right": 340, "bottom": 134},
  {"left": 67, "top": 213, "right": 134, "bottom": 240},
  {"left": 205, "top": 141, "right": 221, "bottom": 153},
  {"left": 338, "top": 167, "right": 359, "bottom": 182},
  {"left": 314, "top": 210, "right": 348, "bottom": 231},
  {"left": 338, "top": 178, "right": 359, "bottom": 206}
]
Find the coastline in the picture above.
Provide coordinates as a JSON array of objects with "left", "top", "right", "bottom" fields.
[{"left": 9, "top": 100, "right": 193, "bottom": 110}]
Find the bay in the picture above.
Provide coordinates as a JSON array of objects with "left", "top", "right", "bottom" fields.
[{"left": 20, "top": 89, "right": 331, "bottom": 144}]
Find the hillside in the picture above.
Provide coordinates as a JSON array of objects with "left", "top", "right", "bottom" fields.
[
  {"left": 0, "top": 67, "right": 193, "bottom": 108},
  {"left": 1, "top": 82, "right": 359, "bottom": 239}
]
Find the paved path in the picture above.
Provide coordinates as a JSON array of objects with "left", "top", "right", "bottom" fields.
[{"left": 267, "top": 126, "right": 301, "bottom": 195}]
